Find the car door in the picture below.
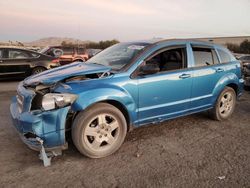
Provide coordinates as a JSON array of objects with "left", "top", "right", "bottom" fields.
[
  {"left": 136, "top": 46, "right": 193, "bottom": 125},
  {"left": 0, "top": 49, "right": 5, "bottom": 76},
  {"left": 0, "top": 48, "right": 31, "bottom": 78},
  {"left": 189, "top": 45, "right": 224, "bottom": 110}
]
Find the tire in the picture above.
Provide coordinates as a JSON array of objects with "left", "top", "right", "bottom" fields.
[
  {"left": 209, "top": 87, "right": 236, "bottom": 121},
  {"left": 72, "top": 103, "right": 127, "bottom": 158},
  {"left": 32, "top": 67, "right": 46, "bottom": 75},
  {"left": 52, "top": 49, "right": 63, "bottom": 57}
]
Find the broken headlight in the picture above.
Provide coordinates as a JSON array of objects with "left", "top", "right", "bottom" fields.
[{"left": 42, "top": 93, "right": 77, "bottom": 111}]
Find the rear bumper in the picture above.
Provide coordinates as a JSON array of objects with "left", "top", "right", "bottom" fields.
[{"left": 10, "top": 96, "right": 69, "bottom": 151}]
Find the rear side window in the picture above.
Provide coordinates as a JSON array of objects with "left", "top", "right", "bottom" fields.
[
  {"left": 62, "top": 47, "right": 74, "bottom": 55},
  {"left": 217, "top": 49, "right": 232, "bottom": 63},
  {"left": 193, "top": 48, "right": 214, "bottom": 67},
  {"left": 8, "top": 50, "right": 29, "bottom": 59},
  {"left": 0, "top": 50, "right": 2, "bottom": 59},
  {"left": 77, "top": 48, "right": 85, "bottom": 54}
]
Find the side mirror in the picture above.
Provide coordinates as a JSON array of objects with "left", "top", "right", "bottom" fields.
[{"left": 138, "top": 63, "right": 160, "bottom": 76}]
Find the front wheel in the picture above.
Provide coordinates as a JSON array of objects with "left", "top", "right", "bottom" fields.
[
  {"left": 32, "top": 67, "right": 46, "bottom": 75},
  {"left": 209, "top": 87, "right": 236, "bottom": 121},
  {"left": 72, "top": 103, "right": 127, "bottom": 158}
]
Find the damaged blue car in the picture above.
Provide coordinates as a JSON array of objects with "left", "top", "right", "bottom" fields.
[{"left": 10, "top": 39, "right": 244, "bottom": 165}]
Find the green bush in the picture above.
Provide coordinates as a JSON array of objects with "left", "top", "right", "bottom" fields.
[{"left": 86, "top": 40, "right": 119, "bottom": 49}]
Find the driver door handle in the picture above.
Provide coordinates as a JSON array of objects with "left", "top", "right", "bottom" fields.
[{"left": 179, "top": 73, "right": 191, "bottom": 79}]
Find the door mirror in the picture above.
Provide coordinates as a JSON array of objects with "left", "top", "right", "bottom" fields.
[{"left": 138, "top": 63, "right": 160, "bottom": 76}]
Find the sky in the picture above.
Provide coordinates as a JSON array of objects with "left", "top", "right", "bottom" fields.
[{"left": 0, "top": 0, "right": 249, "bottom": 42}]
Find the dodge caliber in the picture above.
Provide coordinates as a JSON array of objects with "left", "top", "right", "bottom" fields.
[{"left": 10, "top": 39, "right": 244, "bottom": 165}]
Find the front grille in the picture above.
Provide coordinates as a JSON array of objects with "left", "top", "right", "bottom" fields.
[{"left": 17, "top": 93, "right": 24, "bottom": 113}]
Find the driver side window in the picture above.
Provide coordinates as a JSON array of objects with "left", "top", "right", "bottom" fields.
[{"left": 139, "top": 47, "right": 186, "bottom": 76}]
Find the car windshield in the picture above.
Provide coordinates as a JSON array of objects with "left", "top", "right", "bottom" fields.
[{"left": 86, "top": 43, "right": 148, "bottom": 70}]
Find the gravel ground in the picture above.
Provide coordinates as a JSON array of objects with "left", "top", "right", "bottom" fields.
[{"left": 0, "top": 83, "right": 249, "bottom": 188}]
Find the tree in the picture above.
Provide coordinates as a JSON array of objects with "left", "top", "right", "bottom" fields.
[
  {"left": 61, "top": 39, "right": 119, "bottom": 49},
  {"left": 227, "top": 40, "right": 250, "bottom": 54},
  {"left": 86, "top": 39, "right": 119, "bottom": 49},
  {"left": 226, "top": 43, "right": 240, "bottom": 53},
  {"left": 240, "top": 40, "right": 250, "bottom": 54}
]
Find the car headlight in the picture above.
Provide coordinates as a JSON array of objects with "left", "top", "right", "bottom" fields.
[{"left": 42, "top": 93, "right": 77, "bottom": 111}]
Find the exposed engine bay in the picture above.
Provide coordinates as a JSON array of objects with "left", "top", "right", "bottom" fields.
[{"left": 24, "top": 71, "right": 112, "bottom": 111}]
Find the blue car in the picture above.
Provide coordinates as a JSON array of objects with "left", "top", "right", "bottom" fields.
[{"left": 10, "top": 39, "right": 244, "bottom": 163}]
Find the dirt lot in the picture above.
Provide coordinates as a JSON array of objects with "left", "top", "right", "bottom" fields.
[{"left": 0, "top": 82, "right": 249, "bottom": 187}]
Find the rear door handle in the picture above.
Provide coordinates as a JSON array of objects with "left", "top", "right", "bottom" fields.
[
  {"left": 179, "top": 73, "right": 191, "bottom": 79},
  {"left": 216, "top": 68, "right": 224, "bottom": 73}
]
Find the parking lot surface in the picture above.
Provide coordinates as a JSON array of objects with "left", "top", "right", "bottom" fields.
[{"left": 0, "top": 82, "right": 249, "bottom": 187}]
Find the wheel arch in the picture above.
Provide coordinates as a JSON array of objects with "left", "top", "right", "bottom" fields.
[
  {"left": 32, "top": 65, "right": 47, "bottom": 70},
  {"left": 73, "top": 58, "right": 84, "bottom": 62},
  {"left": 71, "top": 99, "right": 132, "bottom": 132},
  {"left": 31, "top": 66, "right": 47, "bottom": 75},
  {"left": 103, "top": 99, "right": 131, "bottom": 131},
  {"left": 212, "top": 73, "right": 241, "bottom": 105},
  {"left": 70, "top": 87, "right": 137, "bottom": 131},
  {"left": 226, "top": 83, "right": 238, "bottom": 95}
]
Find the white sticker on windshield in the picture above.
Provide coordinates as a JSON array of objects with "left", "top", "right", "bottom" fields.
[{"left": 128, "top": 45, "right": 145, "bottom": 50}]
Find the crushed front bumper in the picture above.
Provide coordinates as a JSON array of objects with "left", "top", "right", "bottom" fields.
[{"left": 10, "top": 96, "right": 69, "bottom": 152}]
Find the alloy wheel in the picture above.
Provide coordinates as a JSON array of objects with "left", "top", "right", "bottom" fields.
[
  {"left": 83, "top": 114, "right": 120, "bottom": 151},
  {"left": 219, "top": 91, "right": 234, "bottom": 117}
]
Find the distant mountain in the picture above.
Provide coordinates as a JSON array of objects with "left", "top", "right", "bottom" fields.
[{"left": 23, "top": 37, "right": 91, "bottom": 47}]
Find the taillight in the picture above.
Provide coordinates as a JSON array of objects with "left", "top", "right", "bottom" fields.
[{"left": 51, "top": 59, "right": 59, "bottom": 63}]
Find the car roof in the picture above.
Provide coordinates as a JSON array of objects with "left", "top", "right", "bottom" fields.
[
  {"left": 0, "top": 46, "right": 41, "bottom": 54},
  {"left": 129, "top": 38, "right": 224, "bottom": 49},
  {"left": 0, "top": 46, "right": 27, "bottom": 50}
]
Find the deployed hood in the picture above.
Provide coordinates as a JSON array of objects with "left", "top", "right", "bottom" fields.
[{"left": 24, "top": 62, "right": 111, "bottom": 86}]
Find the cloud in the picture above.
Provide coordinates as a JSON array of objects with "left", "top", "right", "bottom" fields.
[
  {"left": 66, "top": 0, "right": 157, "bottom": 15},
  {"left": 0, "top": 0, "right": 249, "bottom": 41}
]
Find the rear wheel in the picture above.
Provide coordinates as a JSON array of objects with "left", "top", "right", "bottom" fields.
[
  {"left": 209, "top": 87, "right": 236, "bottom": 121},
  {"left": 72, "top": 103, "right": 127, "bottom": 158},
  {"left": 32, "top": 67, "right": 46, "bottom": 75}
]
